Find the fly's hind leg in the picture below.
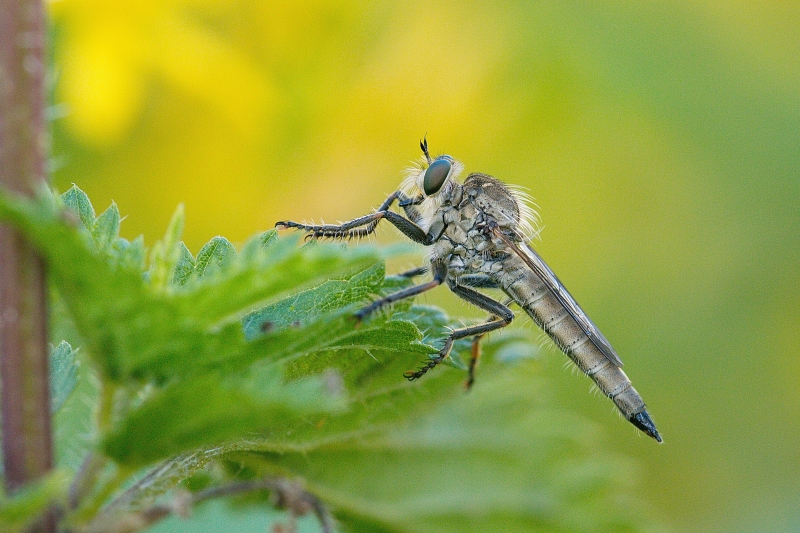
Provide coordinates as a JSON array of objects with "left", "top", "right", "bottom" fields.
[
  {"left": 405, "top": 282, "right": 514, "bottom": 383},
  {"left": 464, "top": 296, "right": 515, "bottom": 390},
  {"left": 465, "top": 334, "right": 485, "bottom": 391}
]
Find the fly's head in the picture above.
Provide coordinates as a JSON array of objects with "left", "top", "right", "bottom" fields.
[
  {"left": 423, "top": 156, "right": 455, "bottom": 196},
  {"left": 400, "top": 138, "right": 464, "bottom": 211}
]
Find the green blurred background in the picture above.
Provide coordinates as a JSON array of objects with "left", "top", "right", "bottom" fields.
[{"left": 48, "top": 1, "right": 799, "bottom": 532}]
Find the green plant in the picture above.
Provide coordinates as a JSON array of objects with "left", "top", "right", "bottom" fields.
[{"left": 0, "top": 186, "right": 654, "bottom": 533}]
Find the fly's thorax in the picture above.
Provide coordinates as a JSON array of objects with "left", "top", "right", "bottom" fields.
[
  {"left": 463, "top": 173, "right": 523, "bottom": 236},
  {"left": 442, "top": 201, "right": 477, "bottom": 244},
  {"left": 421, "top": 172, "right": 525, "bottom": 276},
  {"left": 430, "top": 235, "right": 455, "bottom": 267},
  {"left": 435, "top": 200, "right": 511, "bottom": 275}
]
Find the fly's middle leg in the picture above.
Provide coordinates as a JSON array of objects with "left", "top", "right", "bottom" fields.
[
  {"left": 405, "top": 283, "right": 514, "bottom": 383},
  {"left": 458, "top": 274, "right": 504, "bottom": 388},
  {"left": 353, "top": 261, "right": 447, "bottom": 322}
]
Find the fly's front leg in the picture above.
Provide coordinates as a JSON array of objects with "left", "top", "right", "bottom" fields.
[
  {"left": 354, "top": 261, "right": 447, "bottom": 322},
  {"left": 405, "top": 283, "right": 514, "bottom": 382},
  {"left": 388, "top": 266, "right": 428, "bottom": 280},
  {"left": 275, "top": 191, "right": 402, "bottom": 240},
  {"left": 398, "top": 193, "right": 425, "bottom": 226},
  {"left": 275, "top": 191, "right": 428, "bottom": 241},
  {"left": 276, "top": 212, "right": 385, "bottom": 240}
]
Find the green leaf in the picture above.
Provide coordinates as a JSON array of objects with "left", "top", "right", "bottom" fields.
[
  {"left": 148, "top": 204, "right": 185, "bottom": 291},
  {"left": 50, "top": 341, "right": 78, "bottom": 413},
  {"left": 0, "top": 187, "right": 656, "bottom": 532},
  {"left": 171, "top": 234, "right": 382, "bottom": 328},
  {"left": 174, "top": 231, "right": 276, "bottom": 288},
  {"left": 168, "top": 235, "right": 239, "bottom": 287},
  {"left": 172, "top": 242, "right": 196, "bottom": 286},
  {"left": 108, "top": 336, "right": 653, "bottom": 533},
  {"left": 245, "top": 344, "right": 648, "bottom": 533},
  {"left": 241, "top": 261, "right": 385, "bottom": 338},
  {"left": 60, "top": 185, "right": 95, "bottom": 231},
  {"left": 92, "top": 202, "right": 120, "bottom": 253},
  {"left": 0, "top": 190, "right": 420, "bottom": 381},
  {"left": 0, "top": 470, "right": 69, "bottom": 533},
  {"left": 103, "top": 370, "right": 345, "bottom": 466},
  {"left": 238, "top": 229, "right": 278, "bottom": 257},
  {"left": 102, "top": 262, "right": 430, "bottom": 466},
  {"left": 193, "top": 236, "right": 236, "bottom": 279},
  {"left": 111, "top": 235, "right": 146, "bottom": 272}
]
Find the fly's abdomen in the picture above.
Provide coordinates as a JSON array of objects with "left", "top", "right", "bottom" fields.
[
  {"left": 502, "top": 270, "right": 597, "bottom": 366},
  {"left": 502, "top": 268, "right": 660, "bottom": 441}
]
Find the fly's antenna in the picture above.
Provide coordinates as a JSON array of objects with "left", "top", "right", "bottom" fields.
[{"left": 420, "top": 135, "right": 433, "bottom": 164}]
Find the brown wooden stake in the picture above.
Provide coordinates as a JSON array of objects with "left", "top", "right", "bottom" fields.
[{"left": 0, "top": 0, "right": 54, "bottom": 524}]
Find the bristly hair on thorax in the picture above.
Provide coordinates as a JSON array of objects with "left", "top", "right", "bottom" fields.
[{"left": 400, "top": 154, "right": 542, "bottom": 243}]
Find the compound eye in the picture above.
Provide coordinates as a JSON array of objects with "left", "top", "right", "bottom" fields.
[{"left": 423, "top": 159, "right": 451, "bottom": 195}]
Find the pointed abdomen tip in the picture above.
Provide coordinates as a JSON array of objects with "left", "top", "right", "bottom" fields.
[{"left": 630, "top": 410, "right": 663, "bottom": 443}]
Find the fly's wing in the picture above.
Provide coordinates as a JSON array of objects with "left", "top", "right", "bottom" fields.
[{"left": 493, "top": 228, "right": 625, "bottom": 367}]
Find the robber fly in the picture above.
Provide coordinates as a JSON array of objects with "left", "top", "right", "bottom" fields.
[{"left": 276, "top": 139, "right": 661, "bottom": 442}]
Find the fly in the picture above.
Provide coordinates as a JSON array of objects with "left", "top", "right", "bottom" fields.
[{"left": 276, "top": 139, "right": 662, "bottom": 443}]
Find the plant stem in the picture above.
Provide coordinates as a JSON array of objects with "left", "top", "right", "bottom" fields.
[
  {"left": 0, "top": 0, "right": 53, "bottom": 521},
  {"left": 65, "top": 381, "right": 125, "bottom": 526},
  {"left": 70, "top": 466, "right": 132, "bottom": 525},
  {"left": 85, "top": 478, "right": 336, "bottom": 533},
  {"left": 66, "top": 379, "right": 117, "bottom": 511}
]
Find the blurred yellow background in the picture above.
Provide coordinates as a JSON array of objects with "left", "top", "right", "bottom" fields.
[{"left": 49, "top": 1, "right": 800, "bottom": 532}]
